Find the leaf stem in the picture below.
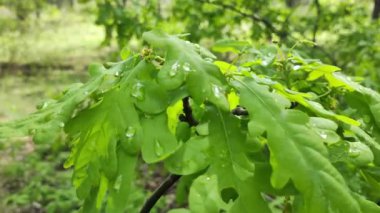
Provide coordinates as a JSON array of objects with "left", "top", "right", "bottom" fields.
[
  {"left": 140, "top": 174, "right": 181, "bottom": 213},
  {"left": 140, "top": 97, "right": 198, "bottom": 212}
]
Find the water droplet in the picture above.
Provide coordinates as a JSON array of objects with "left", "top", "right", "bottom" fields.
[
  {"left": 114, "top": 72, "right": 120, "bottom": 77},
  {"left": 114, "top": 175, "right": 122, "bottom": 190},
  {"left": 293, "top": 65, "right": 301, "bottom": 70},
  {"left": 212, "top": 84, "right": 223, "bottom": 98},
  {"left": 125, "top": 126, "right": 135, "bottom": 140},
  {"left": 59, "top": 122, "right": 65, "bottom": 128},
  {"left": 205, "top": 58, "right": 213, "bottom": 63},
  {"left": 182, "top": 62, "right": 191, "bottom": 72},
  {"left": 154, "top": 139, "right": 164, "bottom": 157},
  {"left": 349, "top": 146, "right": 361, "bottom": 157},
  {"left": 37, "top": 102, "right": 49, "bottom": 110},
  {"left": 83, "top": 91, "right": 89, "bottom": 95},
  {"left": 205, "top": 176, "right": 211, "bottom": 181},
  {"left": 319, "top": 131, "right": 327, "bottom": 139},
  {"left": 219, "top": 150, "right": 227, "bottom": 158},
  {"left": 131, "top": 82, "right": 144, "bottom": 101},
  {"left": 170, "top": 62, "right": 180, "bottom": 77}
]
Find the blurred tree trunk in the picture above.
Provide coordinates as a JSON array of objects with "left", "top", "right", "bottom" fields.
[
  {"left": 69, "top": 0, "right": 76, "bottom": 8},
  {"left": 35, "top": 0, "right": 43, "bottom": 19},
  {"left": 373, "top": 0, "right": 380, "bottom": 19},
  {"left": 285, "top": 0, "right": 298, "bottom": 7}
]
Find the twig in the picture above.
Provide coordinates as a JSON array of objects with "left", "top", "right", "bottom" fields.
[
  {"left": 140, "top": 174, "right": 181, "bottom": 213},
  {"left": 197, "top": 0, "right": 339, "bottom": 65},
  {"left": 179, "top": 97, "right": 199, "bottom": 126},
  {"left": 197, "top": 0, "right": 286, "bottom": 38},
  {"left": 312, "top": 0, "right": 321, "bottom": 43},
  {"left": 232, "top": 106, "right": 249, "bottom": 116},
  {"left": 140, "top": 97, "right": 198, "bottom": 213}
]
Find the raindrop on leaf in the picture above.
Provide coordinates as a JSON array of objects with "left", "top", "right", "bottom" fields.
[
  {"left": 131, "top": 82, "right": 144, "bottom": 101},
  {"left": 319, "top": 131, "right": 327, "bottom": 139},
  {"left": 293, "top": 65, "right": 301, "bottom": 70},
  {"left": 205, "top": 58, "right": 213, "bottom": 63},
  {"left": 182, "top": 62, "right": 191, "bottom": 72},
  {"left": 37, "top": 102, "right": 49, "bottom": 110},
  {"left": 349, "top": 143, "right": 363, "bottom": 157},
  {"left": 154, "top": 139, "right": 164, "bottom": 157},
  {"left": 125, "top": 126, "right": 136, "bottom": 140},
  {"left": 212, "top": 84, "right": 223, "bottom": 98},
  {"left": 170, "top": 61, "right": 180, "bottom": 77}
]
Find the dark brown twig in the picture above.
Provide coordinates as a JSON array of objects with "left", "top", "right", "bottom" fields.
[
  {"left": 179, "top": 97, "right": 199, "bottom": 126},
  {"left": 140, "top": 97, "right": 198, "bottom": 213},
  {"left": 140, "top": 174, "right": 181, "bottom": 213},
  {"left": 197, "top": 0, "right": 286, "bottom": 38},
  {"left": 232, "top": 106, "right": 249, "bottom": 116},
  {"left": 312, "top": 0, "right": 321, "bottom": 43}
]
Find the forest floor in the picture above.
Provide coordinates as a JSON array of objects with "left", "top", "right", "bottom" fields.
[{"left": 0, "top": 6, "right": 116, "bottom": 212}]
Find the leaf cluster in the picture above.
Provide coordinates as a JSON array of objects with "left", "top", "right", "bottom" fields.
[{"left": 1, "top": 31, "right": 380, "bottom": 212}]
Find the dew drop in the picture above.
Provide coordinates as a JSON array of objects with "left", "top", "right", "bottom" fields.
[
  {"left": 125, "top": 126, "right": 136, "bottom": 140},
  {"left": 114, "top": 72, "right": 120, "bottom": 77},
  {"left": 349, "top": 146, "right": 361, "bottom": 157},
  {"left": 319, "top": 131, "right": 327, "bottom": 139},
  {"left": 37, "top": 102, "right": 49, "bottom": 110},
  {"left": 293, "top": 65, "right": 301, "bottom": 70},
  {"left": 131, "top": 82, "right": 144, "bottom": 101},
  {"left": 154, "top": 139, "right": 164, "bottom": 157},
  {"left": 182, "top": 62, "right": 191, "bottom": 72},
  {"left": 59, "top": 122, "right": 65, "bottom": 128},
  {"left": 212, "top": 84, "right": 223, "bottom": 98},
  {"left": 83, "top": 90, "right": 89, "bottom": 96},
  {"left": 219, "top": 150, "right": 227, "bottom": 158},
  {"left": 205, "top": 58, "right": 213, "bottom": 63},
  {"left": 170, "top": 62, "right": 180, "bottom": 77},
  {"left": 114, "top": 175, "right": 122, "bottom": 190}
]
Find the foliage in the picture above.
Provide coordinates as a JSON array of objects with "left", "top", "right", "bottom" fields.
[
  {"left": 0, "top": 140, "right": 81, "bottom": 213},
  {"left": 87, "top": 0, "right": 380, "bottom": 92},
  {"left": 0, "top": 0, "right": 46, "bottom": 20},
  {"left": 1, "top": 31, "right": 380, "bottom": 212}
]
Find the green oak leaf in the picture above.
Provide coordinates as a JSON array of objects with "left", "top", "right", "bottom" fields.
[
  {"left": 143, "top": 30, "right": 229, "bottom": 111},
  {"left": 232, "top": 77, "right": 372, "bottom": 213}
]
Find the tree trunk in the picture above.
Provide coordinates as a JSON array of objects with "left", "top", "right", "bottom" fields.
[
  {"left": 69, "top": 0, "right": 76, "bottom": 8},
  {"left": 285, "top": 0, "right": 298, "bottom": 7},
  {"left": 373, "top": 0, "right": 380, "bottom": 19}
]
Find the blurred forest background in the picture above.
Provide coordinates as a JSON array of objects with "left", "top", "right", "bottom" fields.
[{"left": 0, "top": 0, "right": 379, "bottom": 212}]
